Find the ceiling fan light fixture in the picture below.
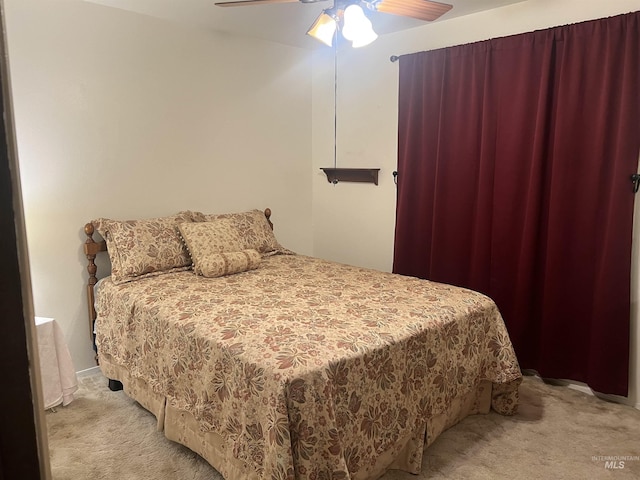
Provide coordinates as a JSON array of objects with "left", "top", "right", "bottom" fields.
[
  {"left": 307, "top": 11, "right": 337, "bottom": 47},
  {"left": 350, "top": 28, "right": 378, "bottom": 48},
  {"left": 341, "top": 4, "right": 378, "bottom": 48},
  {"left": 215, "top": 0, "right": 453, "bottom": 48}
]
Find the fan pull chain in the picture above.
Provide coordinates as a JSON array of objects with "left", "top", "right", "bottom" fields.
[{"left": 333, "top": 31, "right": 338, "bottom": 171}]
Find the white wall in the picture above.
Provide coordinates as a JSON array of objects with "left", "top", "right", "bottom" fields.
[
  {"left": 311, "top": 0, "right": 640, "bottom": 405},
  {"left": 5, "top": 0, "right": 314, "bottom": 372}
]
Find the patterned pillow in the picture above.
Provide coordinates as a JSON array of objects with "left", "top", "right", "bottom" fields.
[
  {"left": 192, "top": 249, "right": 261, "bottom": 278},
  {"left": 92, "top": 211, "right": 194, "bottom": 285},
  {"left": 178, "top": 221, "right": 262, "bottom": 276},
  {"left": 191, "top": 209, "right": 289, "bottom": 255},
  {"left": 178, "top": 218, "right": 245, "bottom": 255}
]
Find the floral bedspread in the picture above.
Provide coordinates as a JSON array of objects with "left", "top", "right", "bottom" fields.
[{"left": 96, "top": 254, "right": 521, "bottom": 480}]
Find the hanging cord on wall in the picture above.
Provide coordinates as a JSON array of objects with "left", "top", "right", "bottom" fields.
[{"left": 333, "top": 33, "right": 338, "bottom": 172}]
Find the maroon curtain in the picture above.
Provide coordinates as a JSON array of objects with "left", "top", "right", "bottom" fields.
[{"left": 393, "top": 12, "right": 640, "bottom": 396}]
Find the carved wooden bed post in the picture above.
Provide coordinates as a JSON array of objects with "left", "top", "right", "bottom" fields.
[
  {"left": 264, "top": 208, "right": 272, "bottom": 230},
  {"left": 83, "top": 223, "right": 106, "bottom": 355}
]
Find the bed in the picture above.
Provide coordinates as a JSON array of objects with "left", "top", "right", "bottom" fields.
[{"left": 83, "top": 208, "right": 522, "bottom": 480}]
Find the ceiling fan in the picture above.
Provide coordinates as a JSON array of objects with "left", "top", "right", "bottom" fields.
[{"left": 214, "top": 0, "right": 453, "bottom": 47}]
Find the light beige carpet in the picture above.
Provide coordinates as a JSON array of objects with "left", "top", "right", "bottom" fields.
[{"left": 46, "top": 372, "right": 640, "bottom": 479}]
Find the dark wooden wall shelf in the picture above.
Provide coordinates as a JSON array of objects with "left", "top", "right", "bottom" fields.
[{"left": 321, "top": 168, "right": 381, "bottom": 185}]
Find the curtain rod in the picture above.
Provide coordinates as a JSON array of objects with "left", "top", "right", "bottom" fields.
[{"left": 390, "top": 55, "right": 399, "bottom": 63}]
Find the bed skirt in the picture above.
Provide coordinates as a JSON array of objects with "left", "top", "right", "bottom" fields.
[{"left": 98, "top": 354, "right": 514, "bottom": 480}]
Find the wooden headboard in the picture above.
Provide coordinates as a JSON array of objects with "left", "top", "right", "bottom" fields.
[{"left": 82, "top": 207, "right": 273, "bottom": 344}]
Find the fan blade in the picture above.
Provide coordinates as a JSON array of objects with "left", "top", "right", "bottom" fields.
[
  {"left": 374, "top": 0, "right": 452, "bottom": 22},
  {"left": 215, "top": 0, "right": 299, "bottom": 7}
]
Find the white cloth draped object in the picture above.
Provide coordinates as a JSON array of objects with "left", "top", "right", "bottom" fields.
[{"left": 35, "top": 317, "right": 78, "bottom": 409}]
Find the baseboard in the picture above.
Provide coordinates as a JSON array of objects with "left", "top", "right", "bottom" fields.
[
  {"left": 590, "top": 389, "right": 637, "bottom": 409},
  {"left": 523, "top": 369, "right": 639, "bottom": 410},
  {"left": 76, "top": 366, "right": 100, "bottom": 378}
]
